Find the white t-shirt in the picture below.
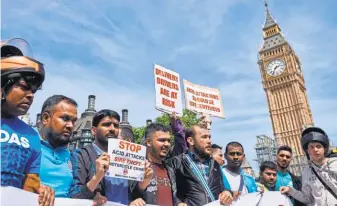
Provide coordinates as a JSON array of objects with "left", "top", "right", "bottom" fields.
[{"left": 222, "top": 167, "right": 248, "bottom": 195}]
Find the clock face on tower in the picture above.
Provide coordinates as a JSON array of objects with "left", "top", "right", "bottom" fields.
[{"left": 266, "top": 59, "right": 286, "bottom": 77}]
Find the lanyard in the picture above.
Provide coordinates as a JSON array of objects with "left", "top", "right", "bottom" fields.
[{"left": 185, "top": 154, "right": 216, "bottom": 201}]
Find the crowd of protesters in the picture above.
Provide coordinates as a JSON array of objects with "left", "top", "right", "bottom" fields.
[{"left": 1, "top": 39, "right": 337, "bottom": 206}]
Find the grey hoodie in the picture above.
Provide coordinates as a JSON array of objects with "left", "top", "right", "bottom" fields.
[{"left": 288, "top": 157, "right": 337, "bottom": 206}]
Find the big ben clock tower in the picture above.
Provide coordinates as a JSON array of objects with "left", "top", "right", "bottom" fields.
[{"left": 258, "top": 1, "right": 314, "bottom": 174}]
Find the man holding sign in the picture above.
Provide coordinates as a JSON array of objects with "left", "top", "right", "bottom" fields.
[
  {"left": 70, "top": 110, "right": 146, "bottom": 205},
  {"left": 130, "top": 113, "right": 187, "bottom": 206}
]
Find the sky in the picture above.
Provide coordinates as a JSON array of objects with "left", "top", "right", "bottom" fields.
[{"left": 2, "top": 0, "right": 337, "bottom": 172}]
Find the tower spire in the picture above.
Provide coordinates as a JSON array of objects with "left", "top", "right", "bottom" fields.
[
  {"left": 264, "top": 0, "right": 268, "bottom": 10},
  {"left": 259, "top": 0, "right": 287, "bottom": 52},
  {"left": 263, "top": 0, "right": 276, "bottom": 29}
]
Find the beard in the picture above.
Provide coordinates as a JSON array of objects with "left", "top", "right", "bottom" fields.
[
  {"left": 193, "top": 144, "right": 210, "bottom": 159},
  {"left": 97, "top": 134, "right": 116, "bottom": 145},
  {"left": 47, "top": 130, "right": 71, "bottom": 148},
  {"left": 277, "top": 162, "right": 289, "bottom": 170},
  {"left": 151, "top": 144, "right": 170, "bottom": 159},
  {"left": 265, "top": 180, "right": 275, "bottom": 187}
]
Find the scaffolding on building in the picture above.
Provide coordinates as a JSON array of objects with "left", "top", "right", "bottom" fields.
[{"left": 254, "top": 135, "right": 277, "bottom": 168}]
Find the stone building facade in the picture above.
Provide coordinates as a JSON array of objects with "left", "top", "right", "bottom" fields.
[{"left": 257, "top": 1, "right": 313, "bottom": 175}]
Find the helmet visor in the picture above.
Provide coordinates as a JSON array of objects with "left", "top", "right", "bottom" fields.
[
  {"left": 2, "top": 72, "right": 43, "bottom": 93},
  {"left": 1, "top": 38, "right": 34, "bottom": 58}
]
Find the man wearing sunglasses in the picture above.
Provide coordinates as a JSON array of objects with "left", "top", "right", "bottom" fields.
[
  {"left": 0, "top": 39, "right": 54, "bottom": 205},
  {"left": 222, "top": 142, "right": 258, "bottom": 201},
  {"left": 275, "top": 146, "right": 304, "bottom": 206}
]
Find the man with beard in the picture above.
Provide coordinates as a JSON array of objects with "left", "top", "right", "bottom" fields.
[
  {"left": 275, "top": 146, "right": 303, "bottom": 206},
  {"left": 256, "top": 161, "right": 277, "bottom": 191},
  {"left": 222, "top": 142, "right": 258, "bottom": 201},
  {"left": 129, "top": 113, "right": 186, "bottom": 206},
  {"left": 167, "top": 125, "right": 233, "bottom": 206},
  {"left": 38, "top": 95, "right": 78, "bottom": 199},
  {"left": 211, "top": 144, "right": 225, "bottom": 166},
  {"left": 70, "top": 109, "right": 147, "bottom": 205},
  {"left": 1, "top": 39, "right": 54, "bottom": 206}
]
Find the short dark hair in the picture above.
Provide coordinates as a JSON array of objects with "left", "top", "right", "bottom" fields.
[
  {"left": 144, "top": 123, "right": 171, "bottom": 140},
  {"left": 277, "top": 145, "right": 292, "bottom": 155},
  {"left": 41, "top": 95, "right": 77, "bottom": 115},
  {"left": 185, "top": 126, "right": 198, "bottom": 148},
  {"left": 92, "top": 109, "right": 120, "bottom": 127},
  {"left": 211, "top": 144, "right": 222, "bottom": 150},
  {"left": 260, "top": 161, "right": 277, "bottom": 173},
  {"left": 225, "top": 141, "right": 244, "bottom": 154}
]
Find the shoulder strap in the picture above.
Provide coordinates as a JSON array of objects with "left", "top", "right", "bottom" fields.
[
  {"left": 238, "top": 175, "right": 244, "bottom": 193},
  {"left": 185, "top": 154, "right": 216, "bottom": 201},
  {"left": 311, "top": 167, "right": 337, "bottom": 199}
]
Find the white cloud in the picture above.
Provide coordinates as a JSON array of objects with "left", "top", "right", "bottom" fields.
[{"left": 28, "top": 58, "right": 162, "bottom": 128}]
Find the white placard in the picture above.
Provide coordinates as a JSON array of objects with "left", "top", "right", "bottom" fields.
[
  {"left": 154, "top": 64, "right": 183, "bottom": 115},
  {"left": 183, "top": 79, "right": 225, "bottom": 118},
  {"left": 204, "top": 191, "right": 292, "bottom": 206},
  {"left": 232, "top": 191, "right": 293, "bottom": 206},
  {"left": 107, "top": 139, "right": 147, "bottom": 181},
  {"left": 0, "top": 186, "right": 126, "bottom": 206},
  {"left": 1, "top": 186, "right": 39, "bottom": 206}
]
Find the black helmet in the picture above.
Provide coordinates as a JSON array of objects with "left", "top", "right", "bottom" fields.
[
  {"left": 301, "top": 127, "right": 329, "bottom": 151},
  {"left": 1, "top": 38, "right": 45, "bottom": 97}
]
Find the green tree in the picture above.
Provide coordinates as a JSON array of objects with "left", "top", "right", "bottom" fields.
[
  {"left": 132, "top": 126, "right": 146, "bottom": 144},
  {"left": 132, "top": 109, "right": 199, "bottom": 144}
]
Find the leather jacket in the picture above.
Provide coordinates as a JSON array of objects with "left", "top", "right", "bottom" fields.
[{"left": 166, "top": 152, "right": 231, "bottom": 206}]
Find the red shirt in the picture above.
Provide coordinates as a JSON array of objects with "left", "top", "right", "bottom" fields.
[{"left": 152, "top": 163, "right": 173, "bottom": 206}]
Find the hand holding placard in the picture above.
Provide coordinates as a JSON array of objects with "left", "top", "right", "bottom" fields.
[
  {"left": 138, "top": 160, "right": 153, "bottom": 190},
  {"left": 95, "top": 153, "right": 110, "bottom": 181},
  {"left": 87, "top": 153, "right": 110, "bottom": 192},
  {"left": 93, "top": 192, "right": 107, "bottom": 206},
  {"left": 38, "top": 184, "right": 55, "bottom": 206},
  {"left": 219, "top": 191, "right": 233, "bottom": 206}
]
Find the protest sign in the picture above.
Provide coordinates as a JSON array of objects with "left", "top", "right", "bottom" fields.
[
  {"left": 204, "top": 191, "right": 292, "bottom": 206},
  {"left": 108, "top": 139, "right": 146, "bottom": 181},
  {"left": 1, "top": 186, "right": 38, "bottom": 206},
  {"left": 183, "top": 79, "right": 225, "bottom": 118},
  {"left": 232, "top": 191, "right": 293, "bottom": 206},
  {"left": 154, "top": 64, "right": 183, "bottom": 115},
  {"left": 0, "top": 186, "right": 126, "bottom": 206}
]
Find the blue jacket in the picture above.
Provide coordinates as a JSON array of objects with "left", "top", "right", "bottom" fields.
[{"left": 221, "top": 167, "right": 258, "bottom": 193}]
